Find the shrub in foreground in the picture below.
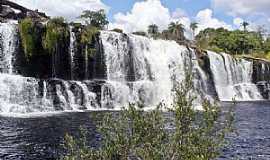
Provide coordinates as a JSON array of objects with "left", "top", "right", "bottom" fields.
[{"left": 62, "top": 75, "right": 234, "bottom": 160}]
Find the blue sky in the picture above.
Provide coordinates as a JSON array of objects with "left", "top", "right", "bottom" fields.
[
  {"left": 10, "top": 0, "right": 270, "bottom": 35},
  {"left": 104, "top": 0, "right": 214, "bottom": 22}
]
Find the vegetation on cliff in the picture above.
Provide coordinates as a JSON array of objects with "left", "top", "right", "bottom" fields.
[
  {"left": 62, "top": 74, "right": 234, "bottom": 160},
  {"left": 18, "top": 18, "right": 41, "bottom": 59},
  {"left": 79, "top": 25, "right": 98, "bottom": 57},
  {"left": 43, "top": 17, "right": 69, "bottom": 54},
  {"left": 146, "top": 22, "right": 186, "bottom": 44},
  {"left": 195, "top": 27, "right": 270, "bottom": 61}
]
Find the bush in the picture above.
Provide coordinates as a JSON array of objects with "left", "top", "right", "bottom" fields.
[
  {"left": 111, "top": 28, "right": 123, "bottom": 33},
  {"left": 43, "top": 17, "right": 69, "bottom": 54},
  {"left": 80, "top": 26, "right": 99, "bottom": 45},
  {"left": 132, "top": 31, "right": 147, "bottom": 37},
  {"left": 18, "top": 18, "right": 40, "bottom": 59},
  {"left": 80, "top": 26, "right": 99, "bottom": 57},
  {"left": 62, "top": 74, "right": 234, "bottom": 160}
]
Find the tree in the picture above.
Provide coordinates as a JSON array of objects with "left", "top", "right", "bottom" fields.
[
  {"left": 190, "top": 22, "right": 198, "bottom": 40},
  {"left": 63, "top": 74, "right": 234, "bottom": 160},
  {"left": 132, "top": 31, "right": 147, "bottom": 37},
  {"left": 80, "top": 9, "right": 109, "bottom": 29},
  {"left": 168, "top": 21, "right": 185, "bottom": 42},
  {"left": 19, "top": 18, "right": 41, "bottom": 59},
  {"left": 147, "top": 24, "right": 159, "bottom": 39},
  {"left": 241, "top": 21, "right": 249, "bottom": 31},
  {"left": 43, "top": 17, "right": 69, "bottom": 54}
]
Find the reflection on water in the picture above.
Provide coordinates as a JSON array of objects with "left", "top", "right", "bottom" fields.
[{"left": 0, "top": 102, "right": 270, "bottom": 160}]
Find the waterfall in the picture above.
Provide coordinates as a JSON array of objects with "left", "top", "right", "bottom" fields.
[
  {"left": 0, "top": 21, "right": 18, "bottom": 74},
  {"left": 69, "top": 26, "right": 76, "bottom": 79},
  {"left": 100, "top": 31, "right": 210, "bottom": 109},
  {"left": 0, "top": 22, "right": 269, "bottom": 115},
  {"left": 0, "top": 74, "right": 50, "bottom": 113},
  {"left": 207, "top": 51, "right": 263, "bottom": 101}
]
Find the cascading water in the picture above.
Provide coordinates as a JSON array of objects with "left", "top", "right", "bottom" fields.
[
  {"left": 100, "top": 31, "right": 210, "bottom": 109},
  {"left": 0, "top": 21, "right": 269, "bottom": 115},
  {"left": 0, "top": 21, "right": 18, "bottom": 74},
  {"left": 69, "top": 26, "right": 76, "bottom": 80},
  {"left": 207, "top": 51, "right": 263, "bottom": 101}
]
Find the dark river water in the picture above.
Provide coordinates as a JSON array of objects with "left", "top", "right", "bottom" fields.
[{"left": 0, "top": 101, "right": 270, "bottom": 160}]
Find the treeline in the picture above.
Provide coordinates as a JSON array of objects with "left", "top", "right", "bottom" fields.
[
  {"left": 18, "top": 8, "right": 270, "bottom": 61},
  {"left": 131, "top": 22, "right": 187, "bottom": 45},
  {"left": 195, "top": 27, "right": 270, "bottom": 60}
]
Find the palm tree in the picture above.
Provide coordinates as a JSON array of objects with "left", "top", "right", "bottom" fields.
[
  {"left": 241, "top": 21, "right": 249, "bottom": 31},
  {"left": 147, "top": 24, "right": 159, "bottom": 38},
  {"left": 168, "top": 21, "right": 185, "bottom": 41},
  {"left": 190, "top": 22, "right": 198, "bottom": 40}
]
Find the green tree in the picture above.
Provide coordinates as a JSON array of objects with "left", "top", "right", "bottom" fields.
[
  {"left": 43, "top": 17, "right": 69, "bottom": 54},
  {"left": 132, "top": 31, "right": 147, "bottom": 37},
  {"left": 147, "top": 24, "right": 159, "bottom": 39},
  {"left": 196, "top": 27, "right": 265, "bottom": 55},
  {"left": 18, "top": 18, "right": 43, "bottom": 59},
  {"left": 241, "top": 21, "right": 249, "bottom": 31},
  {"left": 190, "top": 22, "right": 198, "bottom": 40},
  {"left": 62, "top": 74, "right": 234, "bottom": 160},
  {"left": 168, "top": 21, "right": 185, "bottom": 42},
  {"left": 80, "top": 9, "right": 109, "bottom": 29}
]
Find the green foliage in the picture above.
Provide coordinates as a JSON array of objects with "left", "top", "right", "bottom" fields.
[
  {"left": 62, "top": 74, "right": 234, "bottom": 160},
  {"left": 196, "top": 27, "right": 265, "bottom": 55},
  {"left": 159, "top": 22, "right": 186, "bottom": 43},
  {"left": 190, "top": 22, "right": 198, "bottom": 40},
  {"left": 241, "top": 21, "right": 249, "bottom": 31},
  {"left": 190, "top": 22, "right": 198, "bottom": 32},
  {"left": 80, "top": 26, "right": 99, "bottom": 57},
  {"left": 80, "top": 26, "right": 99, "bottom": 45},
  {"left": 168, "top": 22, "right": 185, "bottom": 41},
  {"left": 43, "top": 17, "right": 69, "bottom": 54},
  {"left": 18, "top": 18, "right": 40, "bottom": 59},
  {"left": 132, "top": 31, "right": 147, "bottom": 37},
  {"left": 248, "top": 52, "right": 270, "bottom": 61},
  {"left": 111, "top": 28, "right": 123, "bottom": 33},
  {"left": 80, "top": 9, "right": 109, "bottom": 29},
  {"left": 148, "top": 24, "right": 159, "bottom": 39}
]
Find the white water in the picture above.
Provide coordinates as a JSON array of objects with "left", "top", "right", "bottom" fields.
[
  {"left": 0, "top": 24, "right": 268, "bottom": 114},
  {"left": 101, "top": 31, "right": 210, "bottom": 109},
  {"left": 0, "top": 74, "right": 52, "bottom": 113},
  {"left": 0, "top": 22, "right": 18, "bottom": 74},
  {"left": 207, "top": 51, "right": 262, "bottom": 101},
  {"left": 69, "top": 26, "right": 76, "bottom": 79}
]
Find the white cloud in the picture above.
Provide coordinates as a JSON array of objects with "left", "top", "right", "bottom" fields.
[
  {"left": 109, "top": 1, "right": 234, "bottom": 39},
  {"left": 10, "top": 0, "right": 109, "bottom": 21},
  {"left": 109, "top": 0, "right": 172, "bottom": 33},
  {"left": 212, "top": 0, "right": 270, "bottom": 16},
  {"left": 109, "top": 0, "right": 193, "bottom": 39},
  {"left": 195, "top": 9, "right": 232, "bottom": 33},
  {"left": 172, "top": 8, "right": 188, "bottom": 18}
]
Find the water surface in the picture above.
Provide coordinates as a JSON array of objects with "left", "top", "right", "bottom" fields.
[{"left": 0, "top": 102, "right": 270, "bottom": 160}]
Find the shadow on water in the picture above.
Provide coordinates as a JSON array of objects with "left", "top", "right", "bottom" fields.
[
  {"left": 0, "top": 111, "right": 106, "bottom": 160},
  {"left": 0, "top": 101, "right": 270, "bottom": 160}
]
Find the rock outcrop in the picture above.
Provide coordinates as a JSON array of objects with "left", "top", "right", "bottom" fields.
[{"left": 0, "top": 0, "right": 48, "bottom": 22}]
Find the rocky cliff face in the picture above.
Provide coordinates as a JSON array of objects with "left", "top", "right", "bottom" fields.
[
  {"left": 252, "top": 59, "right": 270, "bottom": 99},
  {"left": 0, "top": 0, "right": 48, "bottom": 22}
]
